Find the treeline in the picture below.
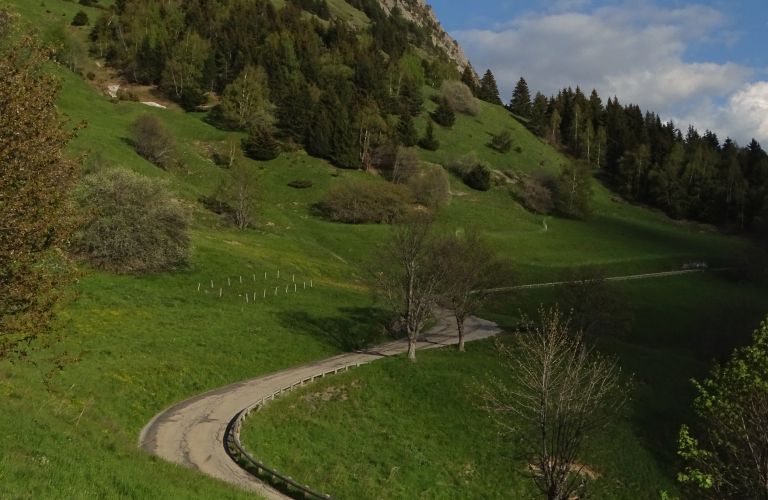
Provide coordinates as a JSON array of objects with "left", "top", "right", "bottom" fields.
[
  {"left": 91, "top": 0, "right": 458, "bottom": 167},
  {"left": 510, "top": 78, "right": 768, "bottom": 228}
]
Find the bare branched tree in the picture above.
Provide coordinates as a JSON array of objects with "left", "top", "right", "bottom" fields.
[
  {"left": 221, "top": 159, "right": 259, "bottom": 230},
  {"left": 482, "top": 308, "right": 630, "bottom": 500},
  {"left": 436, "top": 230, "right": 516, "bottom": 351},
  {"left": 370, "top": 214, "right": 449, "bottom": 362},
  {"left": 129, "top": 113, "right": 176, "bottom": 169}
]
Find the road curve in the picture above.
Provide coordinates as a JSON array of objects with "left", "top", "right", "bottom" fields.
[{"left": 138, "top": 312, "right": 502, "bottom": 499}]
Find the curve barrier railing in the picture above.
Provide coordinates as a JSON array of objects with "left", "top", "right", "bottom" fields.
[
  {"left": 485, "top": 267, "right": 729, "bottom": 293},
  {"left": 226, "top": 362, "right": 370, "bottom": 500}
]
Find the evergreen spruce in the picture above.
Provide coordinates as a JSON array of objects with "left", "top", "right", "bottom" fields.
[
  {"left": 529, "top": 92, "right": 549, "bottom": 136},
  {"left": 489, "top": 130, "right": 513, "bottom": 153},
  {"left": 432, "top": 97, "right": 455, "bottom": 128},
  {"left": 510, "top": 77, "right": 532, "bottom": 118},
  {"left": 397, "top": 110, "right": 418, "bottom": 147},
  {"left": 478, "top": 69, "right": 502, "bottom": 106},
  {"left": 419, "top": 119, "right": 440, "bottom": 151},
  {"left": 399, "top": 79, "right": 423, "bottom": 117},
  {"left": 72, "top": 10, "right": 89, "bottom": 26},
  {"left": 461, "top": 65, "right": 478, "bottom": 96},
  {"left": 243, "top": 125, "right": 279, "bottom": 161}
]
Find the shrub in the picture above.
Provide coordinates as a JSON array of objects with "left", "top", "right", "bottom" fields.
[
  {"left": 511, "top": 170, "right": 555, "bottom": 214},
  {"left": 314, "top": 181, "right": 412, "bottom": 224},
  {"left": 128, "top": 113, "right": 176, "bottom": 168},
  {"left": 408, "top": 164, "right": 450, "bottom": 209},
  {"left": 463, "top": 164, "right": 491, "bottom": 191},
  {"left": 71, "top": 10, "right": 88, "bottom": 26},
  {"left": 242, "top": 125, "right": 279, "bottom": 161},
  {"left": 440, "top": 80, "right": 480, "bottom": 115},
  {"left": 288, "top": 179, "right": 313, "bottom": 189},
  {"left": 372, "top": 144, "right": 420, "bottom": 184},
  {"left": 74, "top": 168, "right": 191, "bottom": 273},
  {"left": 488, "top": 130, "right": 512, "bottom": 153},
  {"left": 446, "top": 152, "right": 480, "bottom": 177}
]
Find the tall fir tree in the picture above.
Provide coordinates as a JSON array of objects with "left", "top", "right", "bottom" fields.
[
  {"left": 529, "top": 92, "right": 548, "bottom": 136},
  {"left": 509, "top": 77, "right": 532, "bottom": 118},
  {"left": 461, "top": 65, "right": 478, "bottom": 96},
  {"left": 418, "top": 119, "right": 440, "bottom": 151},
  {"left": 478, "top": 69, "right": 502, "bottom": 105},
  {"left": 397, "top": 109, "right": 418, "bottom": 147},
  {"left": 431, "top": 96, "right": 455, "bottom": 128}
]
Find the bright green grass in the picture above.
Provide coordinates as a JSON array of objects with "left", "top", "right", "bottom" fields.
[
  {"left": 240, "top": 273, "right": 768, "bottom": 500},
  {"left": 238, "top": 335, "right": 687, "bottom": 500},
  {"left": 0, "top": 2, "right": 765, "bottom": 498}
]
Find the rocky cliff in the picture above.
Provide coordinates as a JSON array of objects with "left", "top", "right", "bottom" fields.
[{"left": 377, "top": 0, "right": 471, "bottom": 71}]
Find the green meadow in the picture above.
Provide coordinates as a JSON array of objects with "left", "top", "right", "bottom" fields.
[{"left": 1, "top": 2, "right": 766, "bottom": 499}]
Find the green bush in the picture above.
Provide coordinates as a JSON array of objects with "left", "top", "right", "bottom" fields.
[
  {"left": 463, "top": 164, "right": 491, "bottom": 191},
  {"left": 408, "top": 164, "right": 450, "bottom": 209},
  {"left": 288, "top": 179, "right": 313, "bottom": 189},
  {"left": 243, "top": 125, "right": 279, "bottom": 161},
  {"left": 71, "top": 10, "right": 88, "bottom": 26},
  {"left": 488, "top": 130, "right": 512, "bottom": 153},
  {"left": 74, "top": 168, "right": 191, "bottom": 273},
  {"left": 314, "top": 181, "right": 412, "bottom": 224},
  {"left": 431, "top": 96, "right": 455, "bottom": 128},
  {"left": 129, "top": 113, "right": 176, "bottom": 168}
]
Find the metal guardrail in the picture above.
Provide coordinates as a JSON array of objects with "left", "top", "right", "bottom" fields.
[
  {"left": 485, "top": 268, "right": 729, "bottom": 293},
  {"left": 227, "top": 362, "right": 370, "bottom": 500}
]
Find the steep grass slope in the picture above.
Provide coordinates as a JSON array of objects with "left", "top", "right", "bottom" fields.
[{"left": 0, "top": 2, "right": 765, "bottom": 499}]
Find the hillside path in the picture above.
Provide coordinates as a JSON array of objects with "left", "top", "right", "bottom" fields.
[{"left": 138, "top": 311, "right": 501, "bottom": 499}]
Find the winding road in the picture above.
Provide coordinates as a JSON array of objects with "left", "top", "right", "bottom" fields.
[{"left": 138, "top": 311, "right": 502, "bottom": 499}]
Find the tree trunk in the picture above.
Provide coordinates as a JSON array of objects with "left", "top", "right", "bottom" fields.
[
  {"left": 457, "top": 317, "right": 466, "bottom": 352},
  {"left": 407, "top": 337, "right": 417, "bottom": 362}
]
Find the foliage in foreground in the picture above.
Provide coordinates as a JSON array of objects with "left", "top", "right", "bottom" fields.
[
  {"left": 0, "top": 25, "right": 82, "bottom": 364},
  {"left": 74, "top": 168, "right": 191, "bottom": 273},
  {"left": 678, "top": 318, "right": 768, "bottom": 500}
]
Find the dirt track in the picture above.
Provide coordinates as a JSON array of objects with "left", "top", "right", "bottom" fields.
[{"left": 138, "top": 311, "right": 502, "bottom": 499}]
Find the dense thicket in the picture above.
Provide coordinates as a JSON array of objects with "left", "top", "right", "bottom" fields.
[
  {"left": 92, "top": 0, "right": 457, "bottom": 168},
  {"left": 513, "top": 82, "right": 768, "bottom": 228}
]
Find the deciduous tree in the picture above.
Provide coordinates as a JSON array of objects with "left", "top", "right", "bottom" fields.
[
  {"left": 370, "top": 215, "right": 449, "bottom": 362},
  {"left": 482, "top": 308, "right": 630, "bottom": 500},
  {"left": 678, "top": 318, "right": 768, "bottom": 500},
  {"left": 1, "top": 33, "right": 83, "bottom": 364},
  {"left": 437, "top": 231, "right": 515, "bottom": 351}
]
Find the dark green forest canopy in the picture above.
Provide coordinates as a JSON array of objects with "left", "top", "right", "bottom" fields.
[
  {"left": 94, "top": 0, "right": 457, "bottom": 165},
  {"left": 512, "top": 83, "right": 768, "bottom": 228}
]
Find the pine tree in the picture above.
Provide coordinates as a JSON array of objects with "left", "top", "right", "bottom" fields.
[
  {"left": 478, "top": 69, "right": 502, "bottom": 106},
  {"left": 72, "top": 10, "right": 89, "bottom": 26},
  {"left": 461, "top": 65, "right": 478, "bottom": 96},
  {"left": 397, "top": 109, "right": 418, "bottom": 147},
  {"left": 432, "top": 97, "right": 455, "bottom": 128},
  {"left": 242, "top": 125, "right": 279, "bottom": 161},
  {"left": 418, "top": 119, "right": 440, "bottom": 151},
  {"left": 399, "top": 78, "right": 423, "bottom": 117},
  {"left": 529, "top": 92, "right": 548, "bottom": 136},
  {"left": 510, "top": 77, "right": 532, "bottom": 118}
]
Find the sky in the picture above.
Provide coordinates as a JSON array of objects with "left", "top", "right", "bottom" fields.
[{"left": 428, "top": 0, "right": 768, "bottom": 145}]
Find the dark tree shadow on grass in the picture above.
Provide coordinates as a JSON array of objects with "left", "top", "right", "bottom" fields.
[{"left": 275, "top": 306, "right": 395, "bottom": 353}]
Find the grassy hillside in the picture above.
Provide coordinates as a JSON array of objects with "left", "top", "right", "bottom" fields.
[{"left": 1, "top": 2, "right": 766, "bottom": 500}]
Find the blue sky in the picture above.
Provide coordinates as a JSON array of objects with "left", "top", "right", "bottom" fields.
[{"left": 429, "top": 0, "right": 768, "bottom": 145}]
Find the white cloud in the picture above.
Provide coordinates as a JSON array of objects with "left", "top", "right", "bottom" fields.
[
  {"left": 453, "top": 2, "right": 758, "bottom": 141},
  {"left": 676, "top": 82, "right": 768, "bottom": 145}
]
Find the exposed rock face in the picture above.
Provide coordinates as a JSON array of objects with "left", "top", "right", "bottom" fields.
[{"left": 377, "top": 0, "right": 471, "bottom": 71}]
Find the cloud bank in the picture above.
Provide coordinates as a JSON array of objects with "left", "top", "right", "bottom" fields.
[{"left": 453, "top": 2, "right": 766, "bottom": 144}]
